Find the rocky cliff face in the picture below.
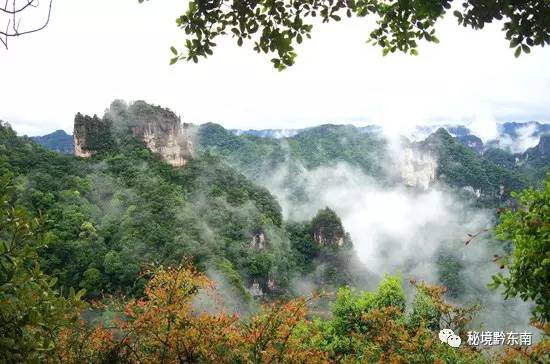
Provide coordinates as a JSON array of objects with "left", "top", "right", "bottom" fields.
[
  {"left": 74, "top": 136, "right": 93, "bottom": 158},
  {"left": 73, "top": 101, "right": 195, "bottom": 167},
  {"left": 399, "top": 147, "right": 436, "bottom": 190},
  {"left": 119, "top": 100, "right": 195, "bottom": 167},
  {"left": 250, "top": 231, "right": 267, "bottom": 250},
  {"left": 457, "top": 134, "right": 484, "bottom": 154},
  {"left": 310, "top": 207, "right": 347, "bottom": 247},
  {"left": 313, "top": 229, "right": 345, "bottom": 246},
  {"left": 73, "top": 113, "right": 114, "bottom": 157},
  {"left": 132, "top": 121, "right": 195, "bottom": 167},
  {"left": 535, "top": 134, "right": 550, "bottom": 156}
]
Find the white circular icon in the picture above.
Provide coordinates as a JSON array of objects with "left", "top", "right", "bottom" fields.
[
  {"left": 438, "top": 329, "right": 454, "bottom": 343},
  {"left": 447, "top": 334, "right": 462, "bottom": 348},
  {"left": 439, "top": 329, "right": 462, "bottom": 348}
]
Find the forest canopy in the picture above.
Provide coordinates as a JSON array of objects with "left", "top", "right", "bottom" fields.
[{"left": 2, "top": 101, "right": 550, "bottom": 362}]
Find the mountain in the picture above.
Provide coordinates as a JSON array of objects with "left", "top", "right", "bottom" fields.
[
  {"left": 74, "top": 100, "right": 195, "bottom": 166},
  {"left": 230, "top": 125, "right": 384, "bottom": 138},
  {"left": 199, "top": 123, "right": 388, "bottom": 179},
  {"left": 198, "top": 123, "right": 547, "bottom": 205},
  {"left": 30, "top": 117, "right": 549, "bottom": 206},
  {"left": 482, "top": 134, "right": 550, "bottom": 185},
  {"left": 34, "top": 120, "right": 550, "bottom": 159},
  {"left": 456, "top": 134, "right": 484, "bottom": 154},
  {"left": 231, "top": 128, "right": 303, "bottom": 138},
  {"left": 0, "top": 103, "right": 364, "bottom": 302},
  {"left": 4, "top": 102, "right": 547, "bottom": 363},
  {"left": 30, "top": 129, "right": 74, "bottom": 154},
  {"left": 484, "top": 121, "right": 550, "bottom": 153},
  {"left": 16, "top": 104, "right": 548, "bottom": 294},
  {"left": 500, "top": 121, "right": 550, "bottom": 138},
  {"left": 415, "top": 128, "right": 529, "bottom": 200}
]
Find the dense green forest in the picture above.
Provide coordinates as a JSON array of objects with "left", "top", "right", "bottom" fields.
[
  {"left": 1, "top": 101, "right": 549, "bottom": 363},
  {"left": 0, "top": 113, "right": 362, "bottom": 301},
  {"left": 198, "top": 122, "right": 548, "bottom": 206}
]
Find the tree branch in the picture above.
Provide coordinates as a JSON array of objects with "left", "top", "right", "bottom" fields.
[{"left": 0, "top": 0, "right": 52, "bottom": 49}]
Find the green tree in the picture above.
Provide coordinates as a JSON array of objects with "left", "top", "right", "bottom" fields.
[
  {"left": 0, "top": 175, "right": 83, "bottom": 362},
  {"left": 491, "top": 173, "right": 550, "bottom": 323},
  {"left": 140, "top": 0, "right": 550, "bottom": 69}
]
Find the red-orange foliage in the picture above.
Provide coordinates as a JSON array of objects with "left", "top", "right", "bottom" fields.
[
  {"left": 56, "top": 267, "right": 546, "bottom": 364},
  {"left": 56, "top": 264, "right": 328, "bottom": 363},
  {"left": 498, "top": 321, "right": 550, "bottom": 364}
]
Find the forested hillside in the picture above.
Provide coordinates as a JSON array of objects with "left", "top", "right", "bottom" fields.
[
  {"left": 198, "top": 123, "right": 548, "bottom": 209},
  {"left": 30, "top": 129, "right": 74, "bottom": 154},
  {"left": 1, "top": 101, "right": 549, "bottom": 363},
  {"left": 0, "top": 108, "right": 363, "bottom": 302}
]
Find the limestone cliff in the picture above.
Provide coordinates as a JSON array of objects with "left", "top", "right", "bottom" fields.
[
  {"left": 399, "top": 147, "right": 436, "bottom": 190},
  {"left": 73, "top": 113, "right": 114, "bottom": 157},
  {"left": 131, "top": 120, "right": 195, "bottom": 167},
  {"left": 73, "top": 101, "right": 195, "bottom": 167},
  {"left": 250, "top": 231, "right": 267, "bottom": 250},
  {"left": 310, "top": 207, "right": 347, "bottom": 247}
]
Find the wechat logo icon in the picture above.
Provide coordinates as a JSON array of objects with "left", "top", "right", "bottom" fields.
[{"left": 439, "top": 329, "right": 462, "bottom": 348}]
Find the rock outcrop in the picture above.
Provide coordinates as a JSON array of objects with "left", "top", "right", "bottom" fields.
[
  {"left": 73, "top": 100, "right": 195, "bottom": 167},
  {"left": 74, "top": 113, "right": 114, "bottom": 157},
  {"left": 457, "top": 134, "right": 484, "bottom": 154},
  {"left": 248, "top": 282, "right": 264, "bottom": 297},
  {"left": 250, "top": 231, "right": 267, "bottom": 250},
  {"left": 131, "top": 120, "right": 194, "bottom": 167},
  {"left": 310, "top": 207, "right": 347, "bottom": 247},
  {"left": 399, "top": 147, "right": 436, "bottom": 190},
  {"left": 534, "top": 134, "right": 550, "bottom": 156}
]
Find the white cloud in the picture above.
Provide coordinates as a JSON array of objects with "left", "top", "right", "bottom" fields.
[
  {"left": 468, "top": 114, "right": 500, "bottom": 142},
  {"left": 0, "top": 0, "right": 549, "bottom": 136},
  {"left": 496, "top": 122, "right": 541, "bottom": 153},
  {"left": 262, "top": 161, "right": 534, "bottom": 331}
]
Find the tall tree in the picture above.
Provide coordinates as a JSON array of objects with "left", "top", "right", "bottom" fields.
[
  {"left": 0, "top": 175, "right": 83, "bottom": 362},
  {"left": 491, "top": 173, "right": 550, "bottom": 324}
]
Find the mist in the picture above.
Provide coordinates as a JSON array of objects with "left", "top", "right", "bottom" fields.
[
  {"left": 258, "top": 158, "right": 535, "bottom": 333},
  {"left": 496, "top": 122, "right": 541, "bottom": 153}
]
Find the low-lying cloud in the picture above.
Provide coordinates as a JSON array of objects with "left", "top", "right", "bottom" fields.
[{"left": 260, "top": 161, "right": 534, "bottom": 332}]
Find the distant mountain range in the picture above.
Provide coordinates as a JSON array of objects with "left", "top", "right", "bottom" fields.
[
  {"left": 30, "top": 119, "right": 550, "bottom": 190},
  {"left": 231, "top": 121, "right": 550, "bottom": 153},
  {"left": 33, "top": 121, "right": 549, "bottom": 157},
  {"left": 197, "top": 122, "right": 550, "bottom": 205},
  {"left": 30, "top": 129, "right": 74, "bottom": 154},
  {"left": 25, "top": 104, "right": 548, "bottom": 213}
]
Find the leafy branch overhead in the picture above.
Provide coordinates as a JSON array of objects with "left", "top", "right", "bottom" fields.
[{"left": 139, "top": 0, "right": 550, "bottom": 70}]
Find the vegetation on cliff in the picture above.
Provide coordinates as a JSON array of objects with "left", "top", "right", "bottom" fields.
[
  {"left": 1, "top": 102, "right": 549, "bottom": 362},
  {"left": 0, "top": 117, "right": 357, "bottom": 301}
]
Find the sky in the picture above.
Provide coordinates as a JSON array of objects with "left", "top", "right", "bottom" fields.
[{"left": 0, "top": 0, "right": 549, "bottom": 136}]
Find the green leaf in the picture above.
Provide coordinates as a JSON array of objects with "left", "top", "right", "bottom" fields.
[
  {"left": 514, "top": 46, "right": 521, "bottom": 58},
  {"left": 170, "top": 46, "right": 178, "bottom": 55}
]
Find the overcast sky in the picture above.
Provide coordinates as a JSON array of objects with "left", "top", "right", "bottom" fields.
[{"left": 1, "top": 0, "right": 549, "bottom": 136}]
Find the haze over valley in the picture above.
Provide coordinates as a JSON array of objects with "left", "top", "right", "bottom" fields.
[
  {"left": 11, "top": 100, "right": 547, "bottom": 336},
  {"left": 2, "top": 1, "right": 549, "bottom": 360}
]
